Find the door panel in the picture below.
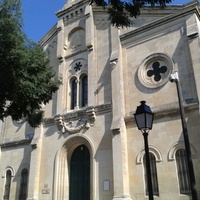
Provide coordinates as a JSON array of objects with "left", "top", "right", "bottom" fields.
[{"left": 69, "top": 145, "right": 90, "bottom": 200}]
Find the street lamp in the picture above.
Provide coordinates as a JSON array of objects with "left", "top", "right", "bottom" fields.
[
  {"left": 134, "top": 101, "right": 154, "bottom": 200},
  {"left": 170, "top": 72, "right": 197, "bottom": 200}
]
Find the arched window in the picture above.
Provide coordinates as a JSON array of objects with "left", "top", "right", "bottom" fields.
[
  {"left": 19, "top": 168, "right": 28, "bottom": 200},
  {"left": 176, "top": 149, "right": 191, "bottom": 194},
  {"left": 143, "top": 153, "right": 159, "bottom": 196},
  {"left": 70, "top": 75, "right": 88, "bottom": 110},
  {"left": 3, "top": 170, "right": 12, "bottom": 200},
  {"left": 71, "top": 78, "right": 77, "bottom": 109},
  {"left": 68, "top": 59, "right": 88, "bottom": 110},
  {"left": 80, "top": 75, "right": 88, "bottom": 107}
]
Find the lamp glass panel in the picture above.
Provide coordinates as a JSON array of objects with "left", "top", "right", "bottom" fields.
[
  {"left": 145, "top": 113, "right": 153, "bottom": 129},
  {"left": 135, "top": 113, "right": 145, "bottom": 129}
]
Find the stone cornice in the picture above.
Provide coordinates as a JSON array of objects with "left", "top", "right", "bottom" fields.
[
  {"left": 44, "top": 102, "right": 112, "bottom": 127},
  {"left": 63, "top": 13, "right": 86, "bottom": 26},
  {"left": 0, "top": 136, "right": 33, "bottom": 148},
  {"left": 64, "top": 46, "right": 91, "bottom": 60},
  {"left": 40, "top": 24, "right": 58, "bottom": 47},
  {"left": 120, "top": 1, "right": 199, "bottom": 44},
  {"left": 125, "top": 102, "right": 199, "bottom": 123},
  {"left": 56, "top": 0, "right": 90, "bottom": 18}
]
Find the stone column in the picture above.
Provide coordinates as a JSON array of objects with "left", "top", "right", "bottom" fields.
[
  {"left": 110, "top": 26, "right": 132, "bottom": 200},
  {"left": 27, "top": 125, "right": 44, "bottom": 200},
  {"left": 75, "top": 78, "right": 80, "bottom": 109}
]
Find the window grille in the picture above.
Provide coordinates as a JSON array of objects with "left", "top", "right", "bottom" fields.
[
  {"left": 143, "top": 153, "right": 159, "bottom": 196},
  {"left": 176, "top": 149, "right": 191, "bottom": 194}
]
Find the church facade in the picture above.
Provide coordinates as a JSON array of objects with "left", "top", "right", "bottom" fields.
[{"left": 0, "top": 0, "right": 200, "bottom": 199}]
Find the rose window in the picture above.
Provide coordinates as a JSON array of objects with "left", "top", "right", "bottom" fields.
[{"left": 138, "top": 54, "right": 173, "bottom": 89}]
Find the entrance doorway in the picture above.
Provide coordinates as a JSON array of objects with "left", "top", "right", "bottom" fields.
[{"left": 69, "top": 145, "right": 90, "bottom": 200}]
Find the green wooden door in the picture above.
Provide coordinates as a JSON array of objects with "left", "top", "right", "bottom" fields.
[{"left": 69, "top": 145, "right": 90, "bottom": 200}]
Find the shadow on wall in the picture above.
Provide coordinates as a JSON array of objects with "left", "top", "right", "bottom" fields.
[{"left": 172, "top": 30, "right": 198, "bottom": 104}]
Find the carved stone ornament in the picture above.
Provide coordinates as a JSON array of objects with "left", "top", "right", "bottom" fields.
[
  {"left": 85, "top": 107, "right": 96, "bottom": 127},
  {"left": 54, "top": 108, "right": 96, "bottom": 134}
]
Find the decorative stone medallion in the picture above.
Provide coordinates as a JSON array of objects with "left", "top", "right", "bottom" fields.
[{"left": 138, "top": 53, "right": 173, "bottom": 88}]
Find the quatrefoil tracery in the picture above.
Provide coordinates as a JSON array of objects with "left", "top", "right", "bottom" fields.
[{"left": 147, "top": 61, "right": 167, "bottom": 82}]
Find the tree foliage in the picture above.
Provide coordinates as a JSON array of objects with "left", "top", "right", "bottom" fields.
[
  {"left": 90, "top": 0, "right": 173, "bottom": 27},
  {"left": 0, "top": 0, "right": 61, "bottom": 127}
]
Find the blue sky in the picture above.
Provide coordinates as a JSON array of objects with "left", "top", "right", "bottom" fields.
[{"left": 22, "top": 0, "right": 191, "bottom": 42}]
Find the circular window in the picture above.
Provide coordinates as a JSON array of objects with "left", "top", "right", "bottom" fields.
[{"left": 138, "top": 53, "right": 173, "bottom": 88}]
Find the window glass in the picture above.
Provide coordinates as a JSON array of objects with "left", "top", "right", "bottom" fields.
[
  {"left": 81, "top": 75, "right": 88, "bottom": 107},
  {"left": 71, "top": 79, "right": 77, "bottom": 109}
]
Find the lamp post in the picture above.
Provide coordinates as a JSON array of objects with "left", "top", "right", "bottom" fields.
[
  {"left": 134, "top": 101, "right": 154, "bottom": 200},
  {"left": 170, "top": 72, "right": 197, "bottom": 200}
]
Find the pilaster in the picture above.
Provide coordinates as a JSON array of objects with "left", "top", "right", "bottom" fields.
[
  {"left": 27, "top": 125, "right": 44, "bottom": 200},
  {"left": 186, "top": 12, "right": 200, "bottom": 113},
  {"left": 110, "top": 25, "right": 132, "bottom": 200},
  {"left": 85, "top": 4, "right": 96, "bottom": 106},
  {"left": 186, "top": 12, "right": 200, "bottom": 199},
  {"left": 111, "top": 119, "right": 132, "bottom": 200},
  {"left": 56, "top": 19, "right": 65, "bottom": 114}
]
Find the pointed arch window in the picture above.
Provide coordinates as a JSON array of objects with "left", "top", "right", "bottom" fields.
[
  {"left": 176, "top": 149, "right": 191, "bottom": 194},
  {"left": 3, "top": 170, "right": 12, "bottom": 200},
  {"left": 19, "top": 168, "right": 28, "bottom": 200},
  {"left": 143, "top": 153, "right": 159, "bottom": 196}
]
